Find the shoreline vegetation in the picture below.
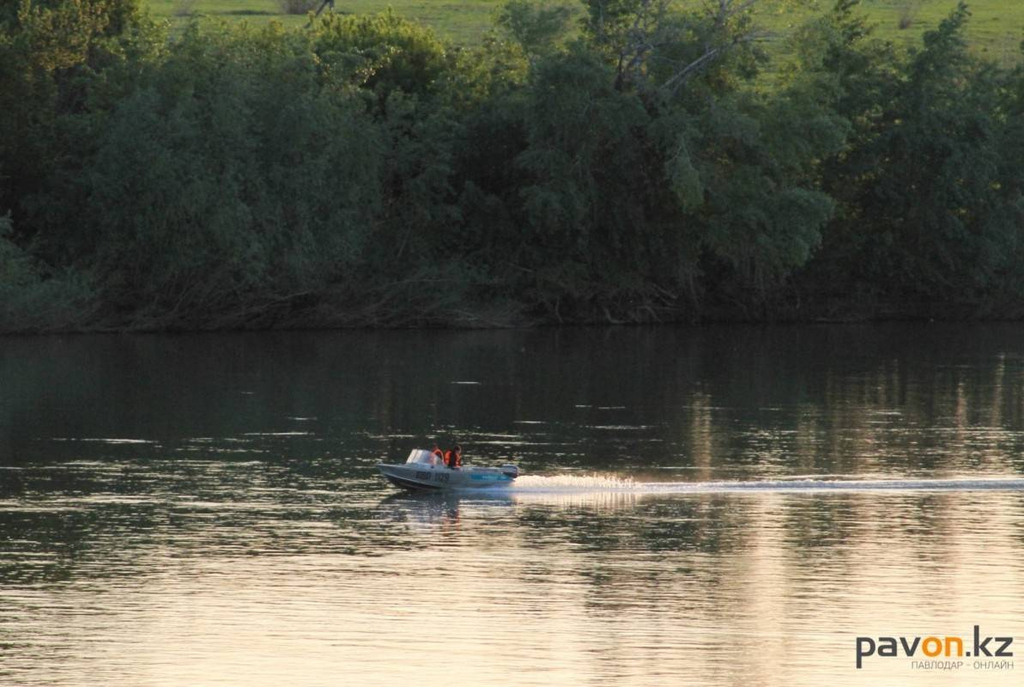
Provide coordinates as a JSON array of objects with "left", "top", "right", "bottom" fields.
[{"left": 2, "top": 0, "right": 1024, "bottom": 332}]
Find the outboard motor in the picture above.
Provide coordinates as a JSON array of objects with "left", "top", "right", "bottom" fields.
[{"left": 500, "top": 464, "right": 520, "bottom": 479}]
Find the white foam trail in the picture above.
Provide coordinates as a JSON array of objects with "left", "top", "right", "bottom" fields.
[
  {"left": 512, "top": 474, "right": 638, "bottom": 491},
  {"left": 50, "top": 438, "right": 157, "bottom": 444},
  {"left": 242, "top": 432, "right": 311, "bottom": 437},
  {"left": 586, "top": 425, "right": 655, "bottom": 431},
  {"left": 507, "top": 474, "right": 1024, "bottom": 494}
]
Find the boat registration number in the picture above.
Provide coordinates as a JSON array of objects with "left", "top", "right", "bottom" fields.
[{"left": 414, "top": 471, "right": 450, "bottom": 484}]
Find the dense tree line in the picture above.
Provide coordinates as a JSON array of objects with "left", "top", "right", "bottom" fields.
[{"left": 1, "top": 0, "right": 1022, "bottom": 331}]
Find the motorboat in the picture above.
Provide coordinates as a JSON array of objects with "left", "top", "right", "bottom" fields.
[{"left": 377, "top": 449, "right": 520, "bottom": 492}]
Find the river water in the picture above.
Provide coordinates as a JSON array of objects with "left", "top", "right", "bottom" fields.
[{"left": 2, "top": 324, "right": 1024, "bottom": 685}]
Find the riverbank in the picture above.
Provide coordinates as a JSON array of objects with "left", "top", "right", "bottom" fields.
[{"left": 4, "top": 289, "right": 1024, "bottom": 334}]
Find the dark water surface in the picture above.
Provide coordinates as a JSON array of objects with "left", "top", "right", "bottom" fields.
[{"left": 2, "top": 324, "right": 1024, "bottom": 685}]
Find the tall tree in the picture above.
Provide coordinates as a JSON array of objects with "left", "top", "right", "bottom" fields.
[{"left": 811, "top": 2, "right": 1017, "bottom": 304}]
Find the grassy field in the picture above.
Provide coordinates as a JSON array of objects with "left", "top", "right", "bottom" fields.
[
  {"left": 146, "top": 0, "right": 1024, "bottom": 65},
  {"left": 146, "top": 0, "right": 511, "bottom": 44}
]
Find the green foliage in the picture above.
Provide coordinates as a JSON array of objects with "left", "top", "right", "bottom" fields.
[
  {"left": 0, "top": 214, "right": 33, "bottom": 287},
  {"left": 311, "top": 10, "right": 452, "bottom": 109},
  {"left": 0, "top": 0, "right": 161, "bottom": 235},
  {"left": 0, "top": 214, "right": 99, "bottom": 331},
  {"left": 807, "top": 1, "right": 1024, "bottom": 304},
  {"left": 690, "top": 95, "right": 840, "bottom": 299},
  {"left": 93, "top": 24, "right": 379, "bottom": 324},
  {"left": 2, "top": 0, "right": 1024, "bottom": 331},
  {"left": 495, "top": 0, "right": 572, "bottom": 62},
  {"left": 514, "top": 46, "right": 660, "bottom": 313}
]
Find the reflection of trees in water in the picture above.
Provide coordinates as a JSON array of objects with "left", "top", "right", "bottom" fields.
[
  {"left": 660, "top": 324, "right": 1024, "bottom": 478},
  {"left": 5, "top": 324, "right": 1024, "bottom": 472}
]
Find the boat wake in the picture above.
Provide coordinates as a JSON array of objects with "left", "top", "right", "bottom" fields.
[
  {"left": 505, "top": 474, "right": 1024, "bottom": 495},
  {"left": 380, "top": 474, "right": 1024, "bottom": 514}
]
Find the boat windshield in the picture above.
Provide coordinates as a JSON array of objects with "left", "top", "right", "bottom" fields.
[{"left": 405, "top": 449, "right": 440, "bottom": 465}]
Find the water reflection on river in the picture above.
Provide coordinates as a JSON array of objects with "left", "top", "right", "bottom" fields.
[{"left": 2, "top": 325, "right": 1024, "bottom": 685}]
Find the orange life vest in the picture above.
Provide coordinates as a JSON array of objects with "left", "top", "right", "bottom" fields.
[{"left": 444, "top": 449, "right": 461, "bottom": 468}]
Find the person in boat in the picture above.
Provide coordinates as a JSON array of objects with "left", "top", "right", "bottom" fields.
[
  {"left": 445, "top": 444, "right": 462, "bottom": 470},
  {"left": 431, "top": 445, "right": 444, "bottom": 466}
]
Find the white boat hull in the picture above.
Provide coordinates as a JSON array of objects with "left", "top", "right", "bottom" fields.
[{"left": 378, "top": 451, "right": 519, "bottom": 492}]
